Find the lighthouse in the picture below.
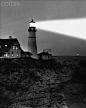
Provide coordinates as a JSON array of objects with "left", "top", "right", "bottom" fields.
[{"left": 28, "top": 19, "right": 37, "bottom": 59}]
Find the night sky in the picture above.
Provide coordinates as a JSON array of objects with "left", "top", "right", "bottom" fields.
[{"left": 1, "top": 0, "right": 86, "bottom": 56}]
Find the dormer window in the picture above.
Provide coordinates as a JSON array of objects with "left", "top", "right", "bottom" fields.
[{"left": 5, "top": 45, "right": 7, "bottom": 47}]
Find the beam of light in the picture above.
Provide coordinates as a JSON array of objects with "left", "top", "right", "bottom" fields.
[{"left": 31, "top": 18, "right": 86, "bottom": 40}]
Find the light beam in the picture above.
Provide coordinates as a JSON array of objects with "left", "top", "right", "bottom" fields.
[{"left": 33, "top": 18, "right": 86, "bottom": 40}]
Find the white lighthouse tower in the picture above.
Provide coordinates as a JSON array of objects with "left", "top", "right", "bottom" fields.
[{"left": 28, "top": 19, "right": 37, "bottom": 59}]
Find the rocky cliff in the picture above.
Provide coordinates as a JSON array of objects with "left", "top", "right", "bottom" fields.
[{"left": 0, "top": 58, "right": 86, "bottom": 108}]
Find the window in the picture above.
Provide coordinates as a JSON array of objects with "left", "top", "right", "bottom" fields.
[
  {"left": 5, "top": 53, "right": 8, "bottom": 57},
  {"left": 4, "top": 52, "right": 8, "bottom": 57},
  {"left": 13, "top": 45, "right": 18, "bottom": 50},
  {"left": 12, "top": 52, "right": 14, "bottom": 56},
  {"left": 17, "top": 52, "right": 19, "bottom": 56},
  {"left": 5, "top": 45, "right": 7, "bottom": 47},
  {"left": 13, "top": 46, "right": 15, "bottom": 49},
  {"left": 0, "top": 45, "right": 1, "bottom": 48},
  {"left": 4, "top": 54, "right": 6, "bottom": 57},
  {"left": 16, "top": 46, "right": 18, "bottom": 50}
]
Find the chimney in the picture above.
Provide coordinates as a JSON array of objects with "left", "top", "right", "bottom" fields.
[{"left": 9, "top": 36, "right": 12, "bottom": 39}]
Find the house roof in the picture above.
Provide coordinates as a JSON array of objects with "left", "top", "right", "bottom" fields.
[
  {"left": 38, "top": 52, "right": 52, "bottom": 55},
  {"left": 22, "top": 51, "right": 32, "bottom": 55},
  {"left": 0, "top": 38, "right": 23, "bottom": 53}
]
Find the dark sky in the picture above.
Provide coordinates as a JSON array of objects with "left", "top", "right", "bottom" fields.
[{"left": 1, "top": 0, "right": 86, "bottom": 56}]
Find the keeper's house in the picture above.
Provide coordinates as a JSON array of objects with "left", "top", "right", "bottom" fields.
[{"left": 0, "top": 36, "right": 32, "bottom": 58}]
